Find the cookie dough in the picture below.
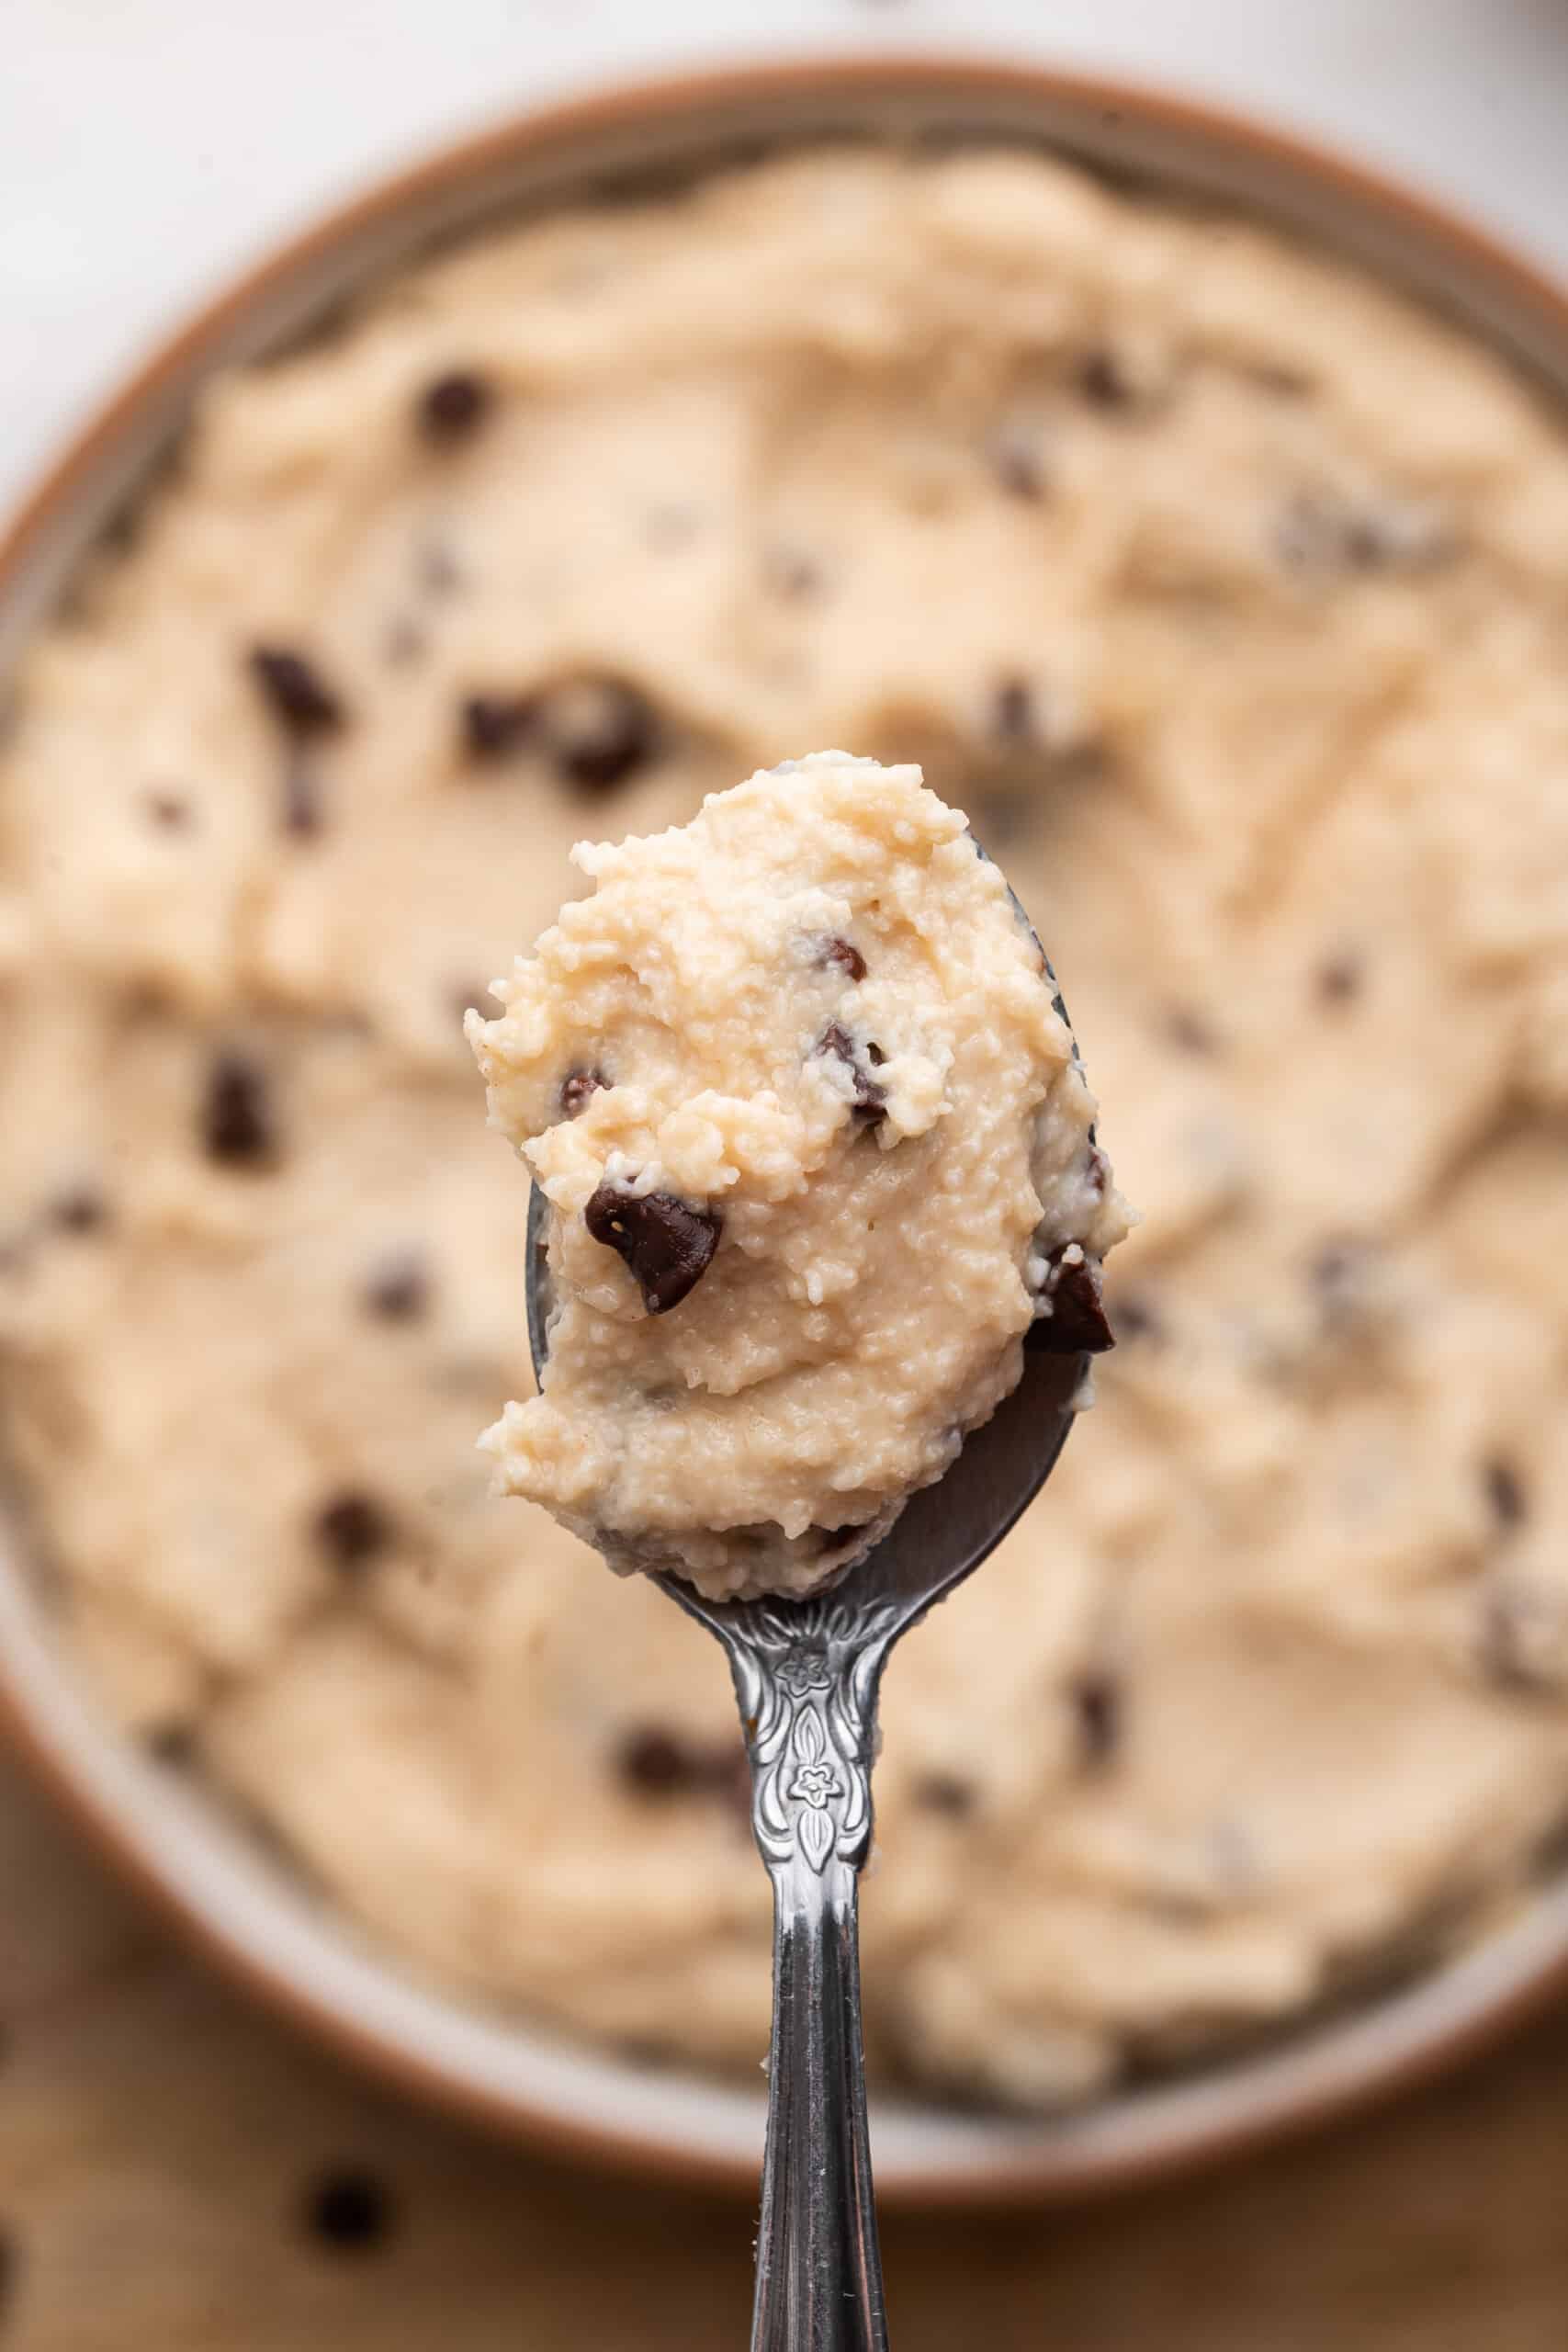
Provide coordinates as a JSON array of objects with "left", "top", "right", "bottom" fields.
[
  {"left": 4, "top": 143, "right": 1568, "bottom": 2107},
  {"left": 468, "top": 752, "right": 1125, "bottom": 1599}
]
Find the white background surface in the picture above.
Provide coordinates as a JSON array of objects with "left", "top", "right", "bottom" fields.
[{"left": 4, "top": 0, "right": 1567, "bottom": 515}]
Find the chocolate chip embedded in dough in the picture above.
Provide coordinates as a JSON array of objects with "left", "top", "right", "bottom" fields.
[
  {"left": 459, "top": 692, "right": 537, "bottom": 762},
  {"left": 415, "top": 368, "right": 493, "bottom": 447},
  {"left": 559, "top": 1068, "right": 607, "bottom": 1120},
  {"left": 992, "top": 677, "right": 1036, "bottom": 743},
  {"left": 302, "top": 2167, "right": 398, "bottom": 2255},
  {"left": 248, "top": 645, "right": 344, "bottom": 736},
  {"left": 914, "top": 1771, "right": 976, "bottom": 1817},
  {"left": 818, "top": 937, "right": 867, "bottom": 983},
  {"left": 51, "top": 1185, "right": 109, "bottom": 1236},
  {"left": 1068, "top": 1668, "right": 1122, "bottom": 1768},
  {"left": 1112, "top": 1289, "right": 1163, "bottom": 1344},
  {"left": 1315, "top": 953, "right": 1363, "bottom": 1006},
  {"left": 1483, "top": 1454, "right": 1529, "bottom": 1530},
  {"left": 1076, "top": 346, "right": 1137, "bottom": 410},
  {"left": 363, "top": 1250, "right": 431, "bottom": 1324},
  {"left": 816, "top": 1023, "right": 887, "bottom": 1122},
  {"left": 584, "top": 1185, "right": 721, "bottom": 1316},
  {"left": 1027, "top": 1246, "right": 1116, "bottom": 1354},
  {"left": 616, "top": 1725, "right": 705, "bottom": 1796},
  {"left": 545, "top": 678, "right": 657, "bottom": 794},
  {"left": 312, "top": 1490, "right": 393, "bottom": 1574},
  {"left": 201, "top": 1051, "right": 276, "bottom": 1169}
]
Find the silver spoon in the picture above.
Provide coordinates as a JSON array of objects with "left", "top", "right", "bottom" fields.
[{"left": 523, "top": 877, "right": 1095, "bottom": 2352}]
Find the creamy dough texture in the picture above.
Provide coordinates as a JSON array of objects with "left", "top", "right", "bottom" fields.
[
  {"left": 470, "top": 752, "right": 1125, "bottom": 1599},
  {"left": 5, "top": 144, "right": 1568, "bottom": 2106}
]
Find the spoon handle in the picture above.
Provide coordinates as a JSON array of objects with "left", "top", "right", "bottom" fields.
[
  {"left": 751, "top": 1857, "right": 886, "bottom": 2352},
  {"left": 720, "top": 1603, "right": 897, "bottom": 2352}
]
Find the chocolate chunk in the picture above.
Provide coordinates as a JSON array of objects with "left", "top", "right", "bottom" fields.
[
  {"left": 312, "top": 1491, "right": 392, "bottom": 1573},
  {"left": 547, "top": 678, "right": 657, "bottom": 793},
  {"left": 817, "top": 1023, "right": 887, "bottom": 1122},
  {"left": 1479, "top": 1578, "right": 1562, "bottom": 1695},
  {"left": 303, "top": 2167, "right": 397, "bottom": 2254},
  {"left": 1068, "top": 1668, "right": 1122, "bottom": 1767},
  {"left": 364, "top": 1250, "right": 430, "bottom": 1323},
  {"left": 144, "top": 787, "right": 192, "bottom": 831},
  {"left": 416, "top": 536, "right": 462, "bottom": 597},
  {"left": 1166, "top": 1005, "right": 1217, "bottom": 1056},
  {"left": 145, "top": 1722, "right": 197, "bottom": 1768},
  {"left": 818, "top": 936, "right": 867, "bottom": 983},
  {"left": 1028, "top": 1247, "right": 1116, "bottom": 1354},
  {"left": 616, "top": 1725, "right": 699, "bottom": 1795},
  {"left": 282, "top": 752, "right": 321, "bottom": 837},
  {"left": 584, "top": 1184, "right": 721, "bottom": 1315},
  {"left": 1315, "top": 953, "right": 1363, "bottom": 1006},
  {"left": 763, "top": 546, "right": 824, "bottom": 602},
  {"left": 460, "top": 693, "right": 537, "bottom": 761},
  {"left": 914, "top": 1771, "right": 976, "bottom": 1817},
  {"left": 248, "top": 645, "right": 344, "bottom": 736},
  {"left": 1112, "top": 1290, "right": 1163, "bottom": 1344},
  {"left": 559, "top": 1068, "right": 606, "bottom": 1120},
  {"left": 1483, "top": 1455, "right": 1529, "bottom": 1530},
  {"left": 51, "top": 1186, "right": 108, "bottom": 1236},
  {"left": 1076, "top": 346, "right": 1135, "bottom": 410},
  {"left": 991, "top": 431, "right": 1046, "bottom": 502},
  {"left": 992, "top": 677, "right": 1035, "bottom": 743},
  {"left": 201, "top": 1052, "right": 276, "bottom": 1169},
  {"left": 416, "top": 369, "right": 492, "bottom": 446}
]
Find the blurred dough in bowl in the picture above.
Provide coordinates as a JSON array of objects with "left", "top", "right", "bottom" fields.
[{"left": 4, "top": 142, "right": 1568, "bottom": 2107}]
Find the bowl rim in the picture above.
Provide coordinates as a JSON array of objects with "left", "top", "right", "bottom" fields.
[{"left": 3, "top": 49, "right": 1568, "bottom": 2209}]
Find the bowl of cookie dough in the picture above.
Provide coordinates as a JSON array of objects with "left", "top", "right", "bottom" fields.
[{"left": 2, "top": 56, "right": 1567, "bottom": 2203}]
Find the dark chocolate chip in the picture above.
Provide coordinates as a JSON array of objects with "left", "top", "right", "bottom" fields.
[
  {"left": 817, "top": 1023, "right": 887, "bottom": 1122},
  {"left": 1479, "top": 1579, "right": 1562, "bottom": 1696},
  {"left": 818, "top": 936, "right": 867, "bottom": 983},
  {"left": 1166, "top": 1005, "right": 1217, "bottom": 1056},
  {"left": 1483, "top": 1455, "right": 1529, "bottom": 1530},
  {"left": 303, "top": 2167, "right": 397, "bottom": 2255},
  {"left": 914, "top": 1771, "right": 976, "bottom": 1818},
  {"left": 1315, "top": 953, "right": 1363, "bottom": 1006},
  {"left": 51, "top": 1186, "right": 108, "bottom": 1236},
  {"left": 416, "top": 536, "right": 462, "bottom": 597},
  {"left": 1027, "top": 1247, "right": 1116, "bottom": 1354},
  {"left": 764, "top": 547, "right": 824, "bottom": 602},
  {"left": 616, "top": 1725, "right": 700, "bottom": 1795},
  {"left": 248, "top": 645, "right": 344, "bottom": 737},
  {"left": 1076, "top": 346, "right": 1136, "bottom": 410},
  {"left": 364, "top": 1250, "right": 430, "bottom": 1323},
  {"left": 282, "top": 751, "right": 321, "bottom": 837},
  {"left": 992, "top": 435, "right": 1046, "bottom": 501},
  {"left": 547, "top": 679, "right": 657, "bottom": 794},
  {"left": 144, "top": 787, "right": 193, "bottom": 831},
  {"left": 1112, "top": 1290, "right": 1163, "bottom": 1344},
  {"left": 460, "top": 693, "right": 537, "bottom": 762},
  {"left": 559, "top": 1068, "right": 607, "bottom": 1120},
  {"left": 416, "top": 369, "right": 492, "bottom": 446},
  {"left": 584, "top": 1185, "right": 721, "bottom": 1316},
  {"left": 201, "top": 1052, "right": 276, "bottom": 1169},
  {"left": 145, "top": 1722, "right": 198, "bottom": 1769},
  {"left": 992, "top": 677, "right": 1035, "bottom": 743},
  {"left": 1068, "top": 1668, "right": 1122, "bottom": 1768},
  {"left": 312, "top": 1491, "right": 393, "bottom": 1573}
]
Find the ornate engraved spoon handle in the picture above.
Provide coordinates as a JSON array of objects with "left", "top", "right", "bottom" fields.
[{"left": 722, "top": 1603, "right": 897, "bottom": 2352}]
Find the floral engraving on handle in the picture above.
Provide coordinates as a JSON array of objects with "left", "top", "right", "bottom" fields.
[{"left": 731, "top": 1599, "right": 900, "bottom": 1876}]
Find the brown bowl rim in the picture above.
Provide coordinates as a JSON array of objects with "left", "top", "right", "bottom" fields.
[{"left": 2, "top": 50, "right": 1567, "bottom": 2208}]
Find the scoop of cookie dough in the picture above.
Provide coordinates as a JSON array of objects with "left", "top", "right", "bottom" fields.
[{"left": 468, "top": 752, "right": 1128, "bottom": 1600}]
